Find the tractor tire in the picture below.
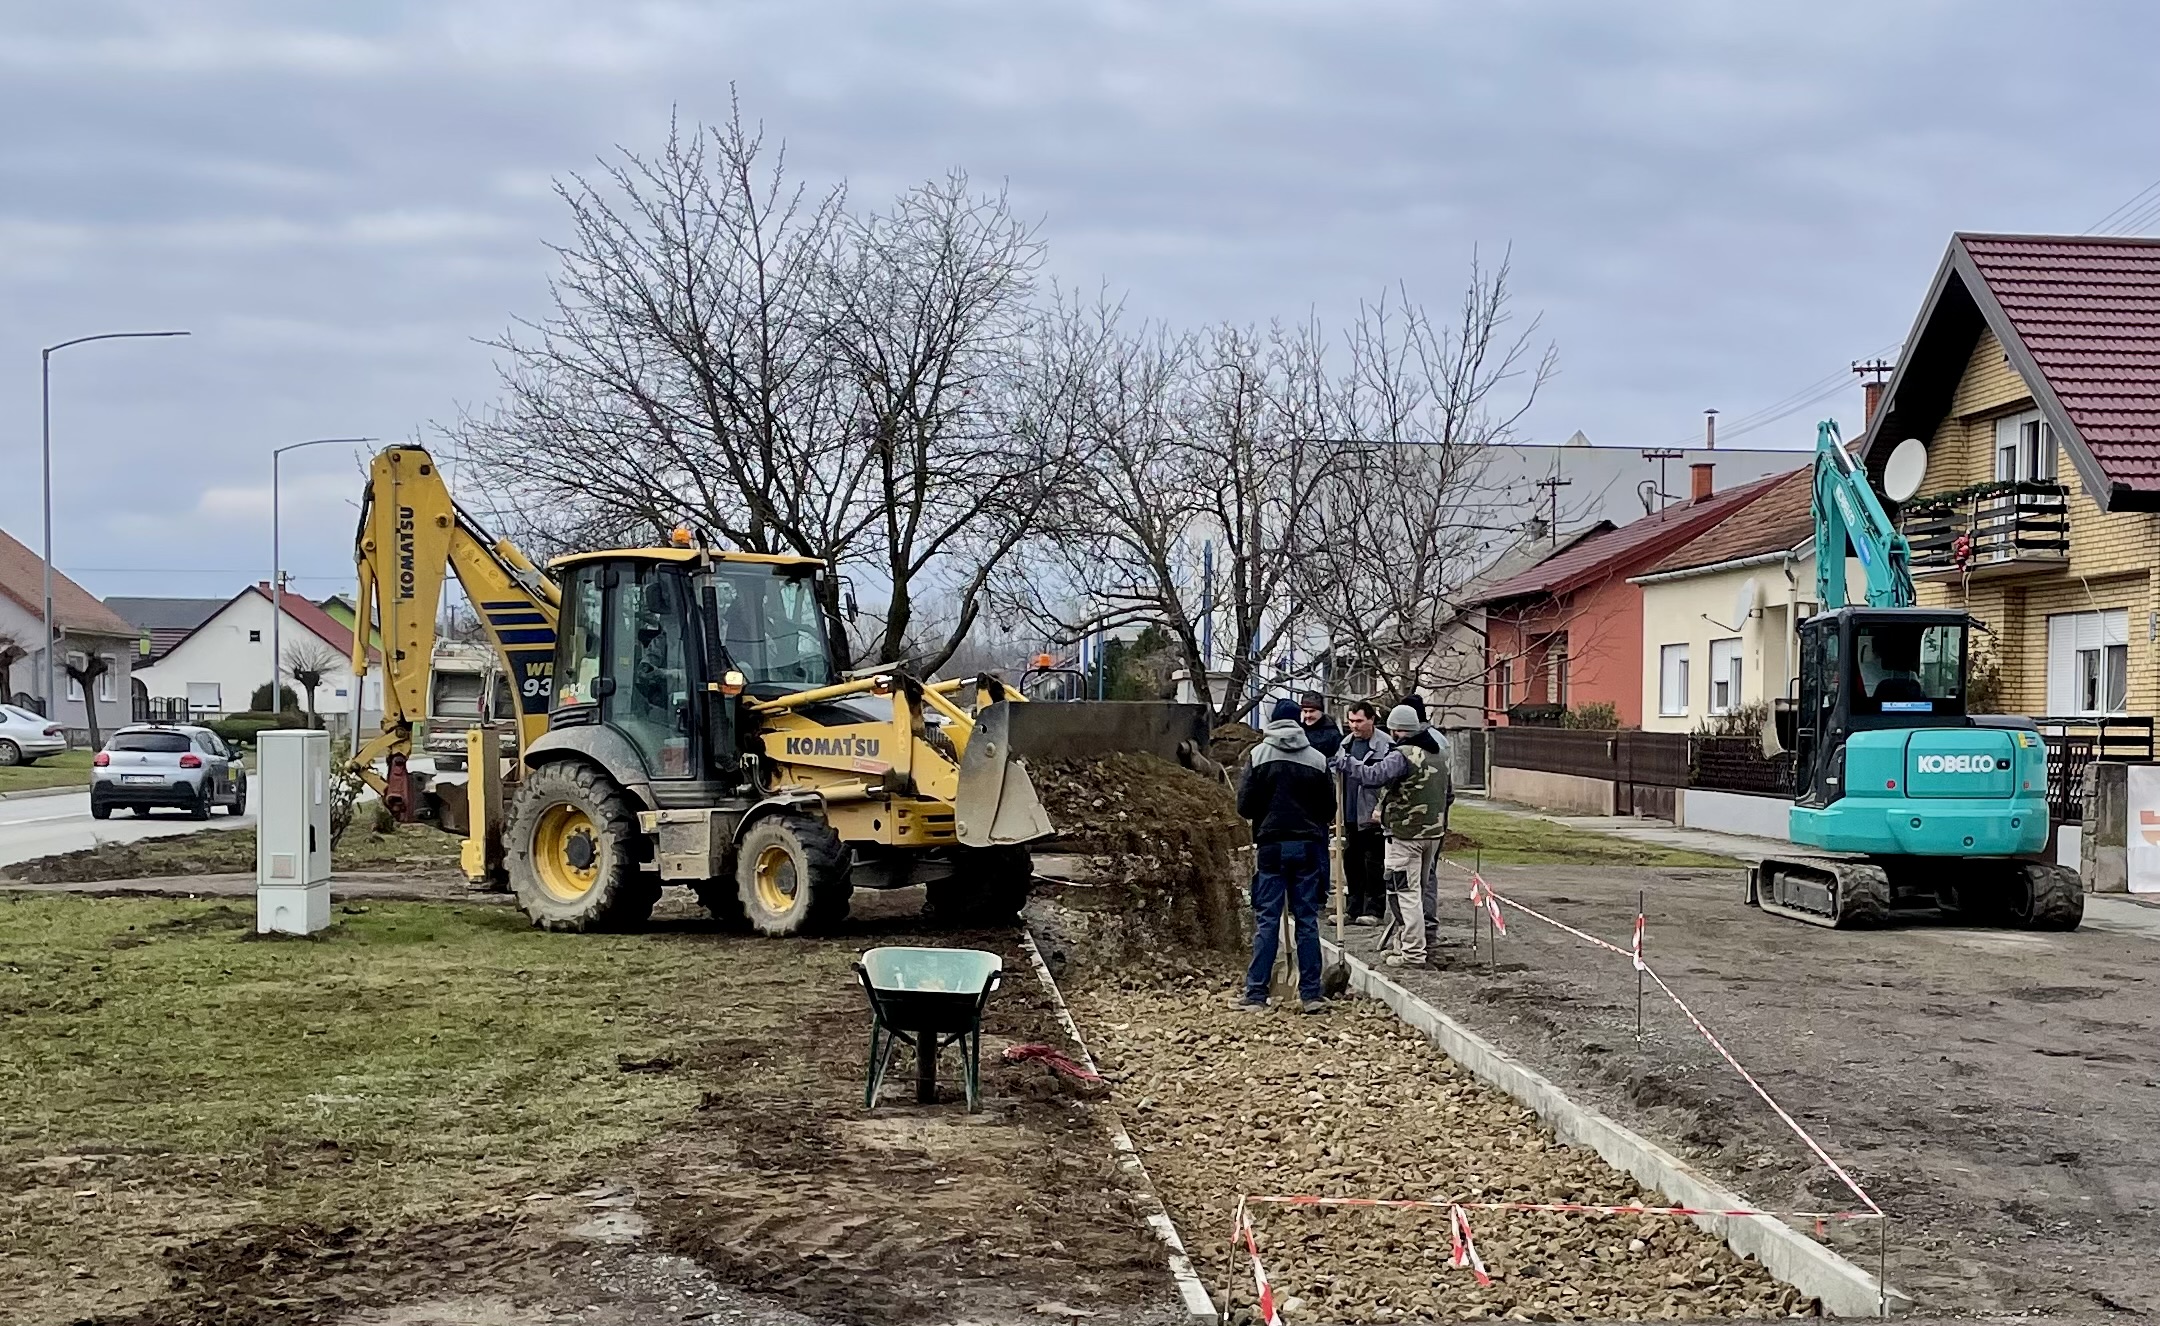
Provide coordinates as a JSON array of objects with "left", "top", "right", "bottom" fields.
[
  {"left": 2014, "top": 862, "right": 2084, "bottom": 932},
  {"left": 735, "top": 815, "right": 852, "bottom": 936},
  {"left": 507, "top": 762, "right": 658, "bottom": 933},
  {"left": 925, "top": 845, "right": 1035, "bottom": 927},
  {"left": 692, "top": 879, "right": 749, "bottom": 930}
]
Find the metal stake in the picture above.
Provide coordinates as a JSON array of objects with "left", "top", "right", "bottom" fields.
[
  {"left": 1635, "top": 888, "right": 1646, "bottom": 1043},
  {"left": 1878, "top": 1217, "right": 1889, "bottom": 1318}
]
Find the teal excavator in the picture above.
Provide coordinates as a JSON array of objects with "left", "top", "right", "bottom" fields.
[{"left": 1746, "top": 421, "right": 2082, "bottom": 929}]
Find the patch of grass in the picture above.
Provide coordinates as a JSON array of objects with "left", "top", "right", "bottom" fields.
[
  {"left": 1449, "top": 804, "right": 1737, "bottom": 868},
  {"left": 0, "top": 895, "right": 738, "bottom": 1312},
  {"left": 0, "top": 748, "right": 94, "bottom": 793},
  {"left": 7, "top": 821, "right": 461, "bottom": 884}
]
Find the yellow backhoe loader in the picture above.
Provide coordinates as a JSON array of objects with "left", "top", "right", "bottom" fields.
[{"left": 349, "top": 445, "right": 1209, "bottom": 933}]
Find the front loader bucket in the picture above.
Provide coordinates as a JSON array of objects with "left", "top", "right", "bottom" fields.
[{"left": 955, "top": 700, "right": 1209, "bottom": 847}]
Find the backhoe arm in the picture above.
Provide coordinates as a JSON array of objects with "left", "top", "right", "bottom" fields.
[
  {"left": 350, "top": 446, "right": 559, "bottom": 811},
  {"left": 1812, "top": 419, "right": 1915, "bottom": 610}
]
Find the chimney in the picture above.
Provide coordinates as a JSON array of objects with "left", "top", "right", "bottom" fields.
[
  {"left": 1704, "top": 408, "right": 1718, "bottom": 451},
  {"left": 1863, "top": 378, "right": 1886, "bottom": 422},
  {"left": 1690, "top": 462, "right": 1714, "bottom": 503}
]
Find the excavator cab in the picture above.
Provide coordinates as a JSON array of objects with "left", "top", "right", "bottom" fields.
[{"left": 1791, "top": 607, "right": 1971, "bottom": 808}]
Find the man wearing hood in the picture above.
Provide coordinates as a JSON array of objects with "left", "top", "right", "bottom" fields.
[
  {"left": 1337, "top": 701, "right": 1392, "bottom": 925},
  {"left": 1234, "top": 698, "right": 1336, "bottom": 1012},
  {"left": 1332, "top": 704, "right": 1453, "bottom": 967}
]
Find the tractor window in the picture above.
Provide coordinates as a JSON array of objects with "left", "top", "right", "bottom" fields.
[
  {"left": 1852, "top": 621, "right": 1965, "bottom": 716},
  {"left": 609, "top": 566, "right": 695, "bottom": 777},
  {"left": 556, "top": 566, "right": 606, "bottom": 709},
  {"left": 713, "top": 566, "right": 836, "bottom": 692}
]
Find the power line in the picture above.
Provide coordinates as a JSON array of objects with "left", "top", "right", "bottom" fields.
[{"left": 2088, "top": 175, "right": 2160, "bottom": 235}]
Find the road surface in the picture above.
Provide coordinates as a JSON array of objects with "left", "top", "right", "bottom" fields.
[{"left": 0, "top": 790, "right": 252, "bottom": 870}]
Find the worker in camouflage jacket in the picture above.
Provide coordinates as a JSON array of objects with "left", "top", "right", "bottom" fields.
[{"left": 1332, "top": 704, "right": 1453, "bottom": 966}]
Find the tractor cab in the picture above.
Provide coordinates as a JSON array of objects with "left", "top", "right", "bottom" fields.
[
  {"left": 1789, "top": 606, "right": 1970, "bottom": 809},
  {"left": 547, "top": 547, "right": 835, "bottom": 786}
]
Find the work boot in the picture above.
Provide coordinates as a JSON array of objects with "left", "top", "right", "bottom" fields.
[
  {"left": 1299, "top": 999, "right": 1328, "bottom": 1014},
  {"left": 1233, "top": 1001, "right": 1267, "bottom": 1014}
]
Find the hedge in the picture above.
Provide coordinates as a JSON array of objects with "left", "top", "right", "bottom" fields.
[{"left": 208, "top": 712, "right": 319, "bottom": 747}]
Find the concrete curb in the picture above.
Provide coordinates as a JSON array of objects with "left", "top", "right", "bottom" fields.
[
  {"left": 1019, "top": 929, "right": 1218, "bottom": 1321},
  {"left": 1324, "top": 939, "right": 1909, "bottom": 1319},
  {"left": 0, "top": 783, "right": 85, "bottom": 802}
]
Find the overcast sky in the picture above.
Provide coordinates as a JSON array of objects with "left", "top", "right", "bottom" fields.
[{"left": 5, "top": 0, "right": 2157, "bottom": 603}]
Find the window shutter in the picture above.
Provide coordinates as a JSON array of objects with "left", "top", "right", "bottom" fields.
[{"left": 2046, "top": 614, "right": 2074, "bottom": 714}]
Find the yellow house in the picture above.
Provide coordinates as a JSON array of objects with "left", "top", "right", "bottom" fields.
[{"left": 1859, "top": 234, "right": 2160, "bottom": 727}]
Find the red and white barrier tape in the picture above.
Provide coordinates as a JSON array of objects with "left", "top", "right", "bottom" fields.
[
  {"left": 1242, "top": 1193, "right": 1881, "bottom": 1223},
  {"left": 1449, "top": 1204, "right": 1491, "bottom": 1285},
  {"left": 1234, "top": 1198, "right": 1283, "bottom": 1326},
  {"left": 1433, "top": 856, "right": 1884, "bottom": 1218},
  {"left": 1467, "top": 872, "right": 1506, "bottom": 934}
]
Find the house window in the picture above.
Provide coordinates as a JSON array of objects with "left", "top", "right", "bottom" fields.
[
  {"left": 1494, "top": 659, "right": 1513, "bottom": 711},
  {"left": 2046, "top": 609, "right": 2129, "bottom": 715},
  {"left": 249, "top": 629, "right": 262, "bottom": 643},
  {"left": 1993, "top": 410, "right": 2055, "bottom": 483},
  {"left": 98, "top": 655, "right": 118, "bottom": 703},
  {"left": 1658, "top": 644, "right": 1689, "bottom": 716},
  {"left": 65, "top": 651, "right": 85, "bottom": 702},
  {"left": 1708, "top": 637, "right": 1742, "bottom": 714},
  {"left": 1548, "top": 641, "right": 1569, "bottom": 708}
]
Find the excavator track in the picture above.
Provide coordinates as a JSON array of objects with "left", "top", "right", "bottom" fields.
[
  {"left": 1751, "top": 854, "right": 2083, "bottom": 931},
  {"left": 1750, "top": 855, "right": 1891, "bottom": 928}
]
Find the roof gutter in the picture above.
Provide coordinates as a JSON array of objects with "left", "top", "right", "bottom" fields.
[{"left": 1628, "top": 541, "right": 1810, "bottom": 586}]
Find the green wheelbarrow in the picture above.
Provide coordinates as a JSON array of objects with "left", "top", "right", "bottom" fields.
[{"left": 855, "top": 946, "right": 1003, "bottom": 1113}]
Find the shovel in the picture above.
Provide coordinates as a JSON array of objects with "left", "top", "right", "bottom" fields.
[{"left": 1321, "top": 797, "right": 1351, "bottom": 998}]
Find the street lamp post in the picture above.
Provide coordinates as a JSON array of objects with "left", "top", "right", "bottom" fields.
[
  {"left": 270, "top": 438, "right": 376, "bottom": 717},
  {"left": 41, "top": 330, "right": 189, "bottom": 722}
]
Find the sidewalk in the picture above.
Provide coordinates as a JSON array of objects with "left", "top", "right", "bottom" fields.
[{"left": 1459, "top": 793, "right": 2160, "bottom": 941}]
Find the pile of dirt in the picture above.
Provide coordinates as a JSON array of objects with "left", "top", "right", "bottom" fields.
[
  {"left": 1031, "top": 752, "right": 1250, "bottom": 955},
  {"left": 1209, "top": 722, "right": 1262, "bottom": 768}
]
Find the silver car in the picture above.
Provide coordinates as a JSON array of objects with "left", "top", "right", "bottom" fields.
[
  {"left": 0, "top": 704, "right": 68, "bottom": 765},
  {"left": 91, "top": 724, "right": 248, "bottom": 820}
]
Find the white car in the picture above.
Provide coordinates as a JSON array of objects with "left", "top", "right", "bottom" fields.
[{"left": 0, "top": 704, "right": 68, "bottom": 765}]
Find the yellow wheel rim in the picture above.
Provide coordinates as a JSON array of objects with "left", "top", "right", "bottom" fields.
[
  {"left": 532, "top": 802, "right": 601, "bottom": 902},
  {"left": 752, "top": 842, "right": 800, "bottom": 916}
]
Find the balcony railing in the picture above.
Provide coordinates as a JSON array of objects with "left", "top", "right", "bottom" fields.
[{"left": 1901, "top": 481, "right": 2069, "bottom": 579}]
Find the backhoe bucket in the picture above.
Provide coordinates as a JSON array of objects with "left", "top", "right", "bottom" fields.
[{"left": 955, "top": 700, "right": 1210, "bottom": 848}]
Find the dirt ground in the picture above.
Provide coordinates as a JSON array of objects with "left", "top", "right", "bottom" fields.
[
  {"left": 2, "top": 885, "right": 1179, "bottom": 1326},
  {"left": 1377, "top": 859, "right": 2160, "bottom": 1322}
]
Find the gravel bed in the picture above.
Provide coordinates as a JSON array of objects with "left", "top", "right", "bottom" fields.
[{"left": 1066, "top": 968, "right": 1813, "bottom": 1323}]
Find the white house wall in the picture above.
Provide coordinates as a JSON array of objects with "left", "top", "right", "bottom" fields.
[
  {"left": 1638, "top": 557, "right": 1865, "bottom": 733},
  {"left": 0, "top": 591, "right": 136, "bottom": 736},
  {"left": 136, "top": 593, "right": 381, "bottom": 724}
]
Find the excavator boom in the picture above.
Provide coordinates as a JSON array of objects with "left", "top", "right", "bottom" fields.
[{"left": 350, "top": 446, "right": 559, "bottom": 840}]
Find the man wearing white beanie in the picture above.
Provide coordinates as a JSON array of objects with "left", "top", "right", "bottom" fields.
[{"left": 1332, "top": 703, "right": 1453, "bottom": 966}]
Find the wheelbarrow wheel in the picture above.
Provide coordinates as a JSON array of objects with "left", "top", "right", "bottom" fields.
[
  {"left": 925, "top": 845, "right": 1034, "bottom": 926},
  {"left": 736, "top": 815, "right": 852, "bottom": 936},
  {"left": 507, "top": 761, "right": 658, "bottom": 932}
]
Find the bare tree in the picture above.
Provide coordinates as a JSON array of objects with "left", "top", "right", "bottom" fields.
[
  {"left": 1004, "top": 301, "right": 1336, "bottom": 726},
  {"left": 282, "top": 639, "right": 346, "bottom": 725},
  {"left": 454, "top": 99, "right": 1068, "bottom": 676},
  {"left": 0, "top": 631, "right": 24, "bottom": 706},
  {"left": 61, "top": 648, "right": 109, "bottom": 752},
  {"left": 1295, "top": 257, "right": 1556, "bottom": 704}
]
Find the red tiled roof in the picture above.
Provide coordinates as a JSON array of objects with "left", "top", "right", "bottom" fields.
[
  {"left": 0, "top": 524, "right": 135, "bottom": 637},
  {"left": 1469, "top": 467, "right": 1801, "bottom": 606},
  {"left": 158, "top": 584, "right": 380, "bottom": 665},
  {"left": 1961, "top": 234, "right": 2160, "bottom": 489},
  {"left": 1643, "top": 467, "right": 1815, "bottom": 575}
]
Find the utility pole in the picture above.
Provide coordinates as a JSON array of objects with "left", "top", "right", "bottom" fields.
[
  {"left": 1532, "top": 473, "right": 1571, "bottom": 544},
  {"left": 1639, "top": 449, "right": 1684, "bottom": 513}
]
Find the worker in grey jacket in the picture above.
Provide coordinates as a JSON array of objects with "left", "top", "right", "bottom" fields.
[
  {"left": 1337, "top": 702, "right": 1393, "bottom": 924},
  {"left": 1332, "top": 705, "right": 1454, "bottom": 966}
]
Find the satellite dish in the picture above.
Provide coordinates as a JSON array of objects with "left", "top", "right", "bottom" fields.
[
  {"left": 1882, "top": 438, "right": 1929, "bottom": 503},
  {"left": 1734, "top": 577, "right": 1761, "bottom": 626}
]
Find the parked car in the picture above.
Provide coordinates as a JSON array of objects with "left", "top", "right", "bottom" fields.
[
  {"left": 90, "top": 724, "right": 248, "bottom": 820},
  {"left": 0, "top": 704, "right": 67, "bottom": 766}
]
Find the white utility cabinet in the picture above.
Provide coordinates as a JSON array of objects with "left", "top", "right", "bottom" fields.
[{"left": 256, "top": 728, "right": 333, "bottom": 934}]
